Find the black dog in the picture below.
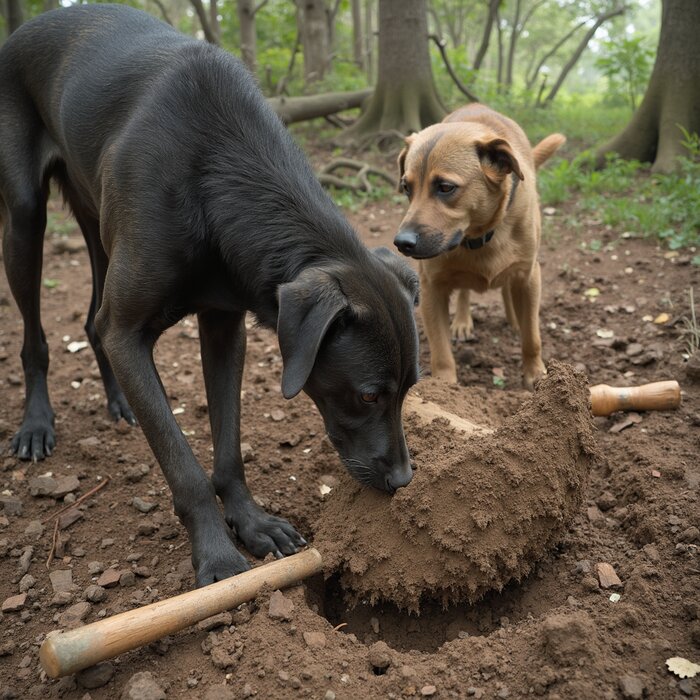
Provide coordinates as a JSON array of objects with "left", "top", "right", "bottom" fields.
[{"left": 0, "top": 4, "right": 419, "bottom": 586}]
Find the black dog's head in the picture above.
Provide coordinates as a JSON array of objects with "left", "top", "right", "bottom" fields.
[{"left": 277, "top": 248, "right": 419, "bottom": 493}]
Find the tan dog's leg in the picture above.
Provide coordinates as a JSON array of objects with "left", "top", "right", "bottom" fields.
[
  {"left": 501, "top": 280, "right": 519, "bottom": 332},
  {"left": 510, "top": 262, "right": 546, "bottom": 389},
  {"left": 420, "top": 274, "right": 457, "bottom": 383},
  {"left": 451, "top": 289, "right": 473, "bottom": 341}
]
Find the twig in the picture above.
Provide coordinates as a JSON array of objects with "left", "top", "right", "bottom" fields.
[
  {"left": 332, "top": 622, "right": 348, "bottom": 631},
  {"left": 46, "top": 518, "right": 59, "bottom": 569},
  {"left": 429, "top": 34, "right": 480, "bottom": 103},
  {"left": 41, "top": 476, "right": 111, "bottom": 524}
]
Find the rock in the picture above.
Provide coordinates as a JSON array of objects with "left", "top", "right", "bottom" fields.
[
  {"left": 542, "top": 612, "right": 598, "bottom": 665},
  {"left": 24, "top": 521, "right": 44, "bottom": 539},
  {"left": 0, "top": 641, "right": 15, "bottom": 656},
  {"left": 77, "top": 662, "right": 114, "bottom": 689},
  {"left": 0, "top": 494, "right": 22, "bottom": 516},
  {"left": 58, "top": 509, "right": 83, "bottom": 530},
  {"left": 18, "top": 574, "right": 35, "bottom": 593},
  {"left": 368, "top": 641, "right": 392, "bottom": 670},
  {"left": 421, "top": 687, "right": 437, "bottom": 697},
  {"left": 84, "top": 585, "right": 107, "bottom": 603},
  {"left": 618, "top": 674, "right": 644, "bottom": 699},
  {"left": 132, "top": 497, "right": 156, "bottom": 514},
  {"left": 87, "top": 561, "right": 105, "bottom": 575},
  {"left": 121, "top": 672, "right": 165, "bottom": 700},
  {"left": 52, "top": 476, "right": 81, "bottom": 498},
  {"left": 596, "top": 562, "right": 622, "bottom": 589},
  {"left": 125, "top": 464, "right": 150, "bottom": 482},
  {"left": 268, "top": 590, "right": 294, "bottom": 620},
  {"left": 2, "top": 593, "right": 27, "bottom": 613},
  {"left": 51, "top": 591, "right": 74, "bottom": 606},
  {"left": 302, "top": 631, "right": 326, "bottom": 649},
  {"left": 686, "top": 353, "right": 700, "bottom": 382},
  {"left": 28, "top": 475, "right": 57, "bottom": 497},
  {"left": 625, "top": 343, "right": 644, "bottom": 357},
  {"left": 270, "top": 410, "right": 285, "bottom": 422},
  {"left": 119, "top": 571, "right": 136, "bottom": 587},
  {"left": 17, "top": 546, "right": 33, "bottom": 574},
  {"left": 240, "top": 443, "right": 255, "bottom": 462},
  {"left": 678, "top": 679, "right": 695, "bottom": 696},
  {"left": 49, "top": 569, "right": 74, "bottom": 593},
  {"left": 0, "top": 516, "right": 8, "bottom": 529},
  {"left": 324, "top": 692, "right": 336, "bottom": 700},
  {"left": 97, "top": 568, "right": 122, "bottom": 588},
  {"left": 595, "top": 491, "right": 617, "bottom": 511},
  {"left": 53, "top": 237, "right": 86, "bottom": 255},
  {"left": 678, "top": 526, "right": 700, "bottom": 543},
  {"left": 101, "top": 538, "right": 115, "bottom": 548},
  {"left": 59, "top": 601, "right": 91, "bottom": 628},
  {"left": 197, "top": 612, "right": 233, "bottom": 632}
]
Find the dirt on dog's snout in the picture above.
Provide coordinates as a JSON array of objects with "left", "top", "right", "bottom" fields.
[{"left": 315, "top": 361, "right": 598, "bottom": 612}]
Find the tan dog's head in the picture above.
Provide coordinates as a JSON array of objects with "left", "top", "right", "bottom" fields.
[{"left": 394, "top": 123, "right": 524, "bottom": 259}]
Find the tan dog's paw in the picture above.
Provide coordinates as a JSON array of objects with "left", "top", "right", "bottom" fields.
[
  {"left": 451, "top": 317, "right": 473, "bottom": 342},
  {"left": 431, "top": 364, "right": 458, "bottom": 383},
  {"left": 523, "top": 360, "right": 547, "bottom": 391}
]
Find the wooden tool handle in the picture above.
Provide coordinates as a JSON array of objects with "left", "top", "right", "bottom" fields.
[
  {"left": 589, "top": 380, "right": 681, "bottom": 417},
  {"left": 39, "top": 547, "right": 323, "bottom": 678}
]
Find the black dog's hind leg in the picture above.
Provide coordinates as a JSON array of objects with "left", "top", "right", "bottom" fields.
[
  {"left": 1, "top": 156, "right": 55, "bottom": 460},
  {"left": 65, "top": 192, "right": 136, "bottom": 425},
  {"left": 198, "top": 310, "right": 307, "bottom": 558}
]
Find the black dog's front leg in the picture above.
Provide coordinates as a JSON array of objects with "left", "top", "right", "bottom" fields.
[
  {"left": 198, "top": 310, "right": 306, "bottom": 559},
  {"left": 96, "top": 309, "right": 249, "bottom": 587}
]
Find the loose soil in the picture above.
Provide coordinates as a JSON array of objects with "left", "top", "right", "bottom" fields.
[{"left": 1, "top": 136, "right": 699, "bottom": 700}]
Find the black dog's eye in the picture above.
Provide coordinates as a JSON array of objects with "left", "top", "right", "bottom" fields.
[
  {"left": 436, "top": 181, "right": 457, "bottom": 196},
  {"left": 361, "top": 392, "right": 379, "bottom": 404}
]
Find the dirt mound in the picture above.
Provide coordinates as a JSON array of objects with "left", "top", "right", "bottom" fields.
[{"left": 314, "top": 361, "right": 599, "bottom": 611}]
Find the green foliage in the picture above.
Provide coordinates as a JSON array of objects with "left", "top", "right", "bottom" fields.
[
  {"left": 595, "top": 37, "right": 654, "bottom": 110},
  {"left": 538, "top": 131, "right": 700, "bottom": 253}
]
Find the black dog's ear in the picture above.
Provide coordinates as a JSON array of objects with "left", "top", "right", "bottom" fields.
[
  {"left": 372, "top": 247, "right": 420, "bottom": 307},
  {"left": 277, "top": 268, "right": 348, "bottom": 399}
]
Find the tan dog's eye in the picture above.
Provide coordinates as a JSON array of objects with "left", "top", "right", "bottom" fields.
[
  {"left": 361, "top": 392, "right": 379, "bottom": 404},
  {"left": 436, "top": 181, "right": 457, "bottom": 196},
  {"left": 400, "top": 178, "right": 411, "bottom": 197}
]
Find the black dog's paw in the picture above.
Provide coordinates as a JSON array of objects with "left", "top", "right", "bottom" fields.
[
  {"left": 107, "top": 393, "right": 137, "bottom": 425},
  {"left": 11, "top": 418, "right": 56, "bottom": 461},
  {"left": 193, "top": 539, "right": 251, "bottom": 588},
  {"left": 227, "top": 502, "right": 307, "bottom": 560}
]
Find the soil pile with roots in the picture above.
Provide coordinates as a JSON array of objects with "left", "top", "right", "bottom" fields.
[{"left": 314, "top": 361, "right": 600, "bottom": 611}]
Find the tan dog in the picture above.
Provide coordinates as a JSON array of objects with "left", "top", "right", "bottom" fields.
[{"left": 394, "top": 103, "right": 565, "bottom": 389}]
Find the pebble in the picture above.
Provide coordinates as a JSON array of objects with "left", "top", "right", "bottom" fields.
[
  {"left": 49, "top": 569, "right": 74, "bottom": 593},
  {"left": 596, "top": 562, "right": 622, "bottom": 589},
  {"left": 618, "top": 674, "right": 645, "bottom": 699},
  {"left": 421, "top": 685, "right": 437, "bottom": 696},
  {"left": 52, "top": 475, "right": 80, "bottom": 498},
  {"left": 241, "top": 443, "right": 255, "bottom": 462},
  {"left": 119, "top": 571, "right": 136, "bottom": 587},
  {"left": 18, "top": 546, "right": 34, "bottom": 574},
  {"left": 0, "top": 494, "right": 23, "bottom": 516},
  {"left": 132, "top": 497, "right": 156, "bottom": 514},
  {"left": 59, "top": 601, "right": 91, "bottom": 628},
  {"left": 51, "top": 591, "right": 74, "bottom": 607},
  {"left": 18, "top": 574, "right": 35, "bottom": 593},
  {"left": 28, "top": 475, "right": 57, "bottom": 497},
  {"left": 121, "top": 671, "right": 165, "bottom": 700},
  {"left": 324, "top": 692, "right": 336, "bottom": 700},
  {"left": 24, "top": 521, "right": 44, "bottom": 539},
  {"left": 125, "top": 464, "right": 150, "bottom": 482},
  {"left": 88, "top": 561, "right": 105, "bottom": 575},
  {"left": 84, "top": 585, "right": 107, "bottom": 603},
  {"left": 101, "top": 538, "right": 115, "bottom": 549},
  {"left": 58, "top": 509, "right": 83, "bottom": 529},
  {"left": 678, "top": 526, "right": 699, "bottom": 543},
  {"left": 302, "top": 631, "right": 326, "bottom": 649},
  {"left": 77, "top": 662, "right": 114, "bottom": 689},
  {"left": 1, "top": 593, "right": 27, "bottom": 613},
  {"left": 268, "top": 590, "right": 294, "bottom": 620},
  {"left": 97, "top": 568, "right": 122, "bottom": 588}
]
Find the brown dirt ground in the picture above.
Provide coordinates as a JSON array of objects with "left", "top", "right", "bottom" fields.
[{"left": 1, "top": 135, "right": 699, "bottom": 700}]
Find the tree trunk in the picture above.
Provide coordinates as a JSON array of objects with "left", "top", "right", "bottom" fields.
[
  {"left": 496, "top": 8, "right": 504, "bottom": 87},
  {"left": 189, "top": 0, "right": 219, "bottom": 44},
  {"left": 364, "top": 0, "right": 374, "bottom": 81},
  {"left": 473, "top": 0, "right": 500, "bottom": 71},
  {"left": 209, "top": 0, "right": 220, "bottom": 45},
  {"left": 597, "top": 0, "right": 700, "bottom": 172},
  {"left": 44, "top": 0, "right": 59, "bottom": 11},
  {"left": 268, "top": 88, "right": 372, "bottom": 124},
  {"left": 351, "top": 0, "right": 364, "bottom": 68},
  {"left": 6, "top": 0, "right": 23, "bottom": 34},
  {"left": 237, "top": 0, "right": 258, "bottom": 74},
  {"left": 506, "top": 0, "right": 522, "bottom": 88},
  {"left": 295, "top": 0, "right": 330, "bottom": 84},
  {"left": 542, "top": 5, "right": 626, "bottom": 106},
  {"left": 347, "top": 0, "right": 445, "bottom": 137}
]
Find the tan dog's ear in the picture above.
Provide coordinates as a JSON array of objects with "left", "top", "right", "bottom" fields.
[
  {"left": 477, "top": 138, "right": 524, "bottom": 184},
  {"left": 396, "top": 135, "right": 414, "bottom": 192}
]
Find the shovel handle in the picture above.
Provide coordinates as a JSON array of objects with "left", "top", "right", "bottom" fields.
[{"left": 589, "top": 380, "right": 681, "bottom": 417}]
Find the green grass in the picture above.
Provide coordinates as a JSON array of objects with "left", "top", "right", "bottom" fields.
[{"left": 538, "top": 144, "right": 700, "bottom": 254}]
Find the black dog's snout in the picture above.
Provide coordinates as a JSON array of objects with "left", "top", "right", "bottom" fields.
[
  {"left": 394, "top": 230, "right": 418, "bottom": 256},
  {"left": 385, "top": 464, "right": 414, "bottom": 493}
]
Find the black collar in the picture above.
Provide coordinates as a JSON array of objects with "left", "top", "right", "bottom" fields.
[{"left": 461, "top": 172, "right": 520, "bottom": 250}]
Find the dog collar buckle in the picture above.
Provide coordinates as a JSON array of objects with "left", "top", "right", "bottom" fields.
[{"left": 462, "top": 230, "right": 494, "bottom": 250}]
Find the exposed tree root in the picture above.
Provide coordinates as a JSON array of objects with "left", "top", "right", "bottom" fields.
[{"left": 317, "top": 158, "right": 395, "bottom": 192}]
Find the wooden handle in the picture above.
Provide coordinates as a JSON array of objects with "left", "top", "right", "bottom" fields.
[
  {"left": 589, "top": 380, "right": 681, "bottom": 417},
  {"left": 39, "top": 547, "right": 323, "bottom": 678},
  {"left": 404, "top": 393, "right": 493, "bottom": 436}
]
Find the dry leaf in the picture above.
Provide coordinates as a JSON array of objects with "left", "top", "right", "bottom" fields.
[
  {"left": 654, "top": 312, "right": 670, "bottom": 324},
  {"left": 666, "top": 657, "right": 700, "bottom": 679},
  {"left": 584, "top": 287, "right": 601, "bottom": 298}
]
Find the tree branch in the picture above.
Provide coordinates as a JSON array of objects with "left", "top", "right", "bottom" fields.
[
  {"left": 429, "top": 34, "right": 480, "bottom": 103},
  {"left": 472, "top": 0, "right": 500, "bottom": 71},
  {"left": 253, "top": 0, "right": 269, "bottom": 16},
  {"left": 526, "top": 18, "right": 588, "bottom": 90},
  {"left": 151, "top": 0, "right": 173, "bottom": 25},
  {"left": 189, "top": 0, "right": 218, "bottom": 44}
]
